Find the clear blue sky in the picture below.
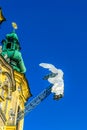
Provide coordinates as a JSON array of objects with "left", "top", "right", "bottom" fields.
[{"left": 0, "top": 0, "right": 87, "bottom": 130}]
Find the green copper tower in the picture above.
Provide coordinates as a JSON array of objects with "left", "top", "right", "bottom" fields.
[{"left": 1, "top": 32, "right": 26, "bottom": 73}]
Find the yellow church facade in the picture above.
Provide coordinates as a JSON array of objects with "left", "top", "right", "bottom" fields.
[{"left": 0, "top": 55, "right": 31, "bottom": 130}]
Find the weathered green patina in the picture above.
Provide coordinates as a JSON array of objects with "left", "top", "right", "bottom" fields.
[{"left": 1, "top": 32, "right": 26, "bottom": 73}]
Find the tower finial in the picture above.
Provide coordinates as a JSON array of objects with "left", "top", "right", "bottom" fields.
[{"left": 12, "top": 22, "right": 18, "bottom": 32}]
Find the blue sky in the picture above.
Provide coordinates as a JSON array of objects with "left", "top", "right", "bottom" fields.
[{"left": 0, "top": 0, "right": 87, "bottom": 130}]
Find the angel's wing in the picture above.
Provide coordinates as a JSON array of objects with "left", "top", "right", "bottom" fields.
[
  {"left": 0, "top": 8, "right": 6, "bottom": 24},
  {"left": 39, "top": 63, "right": 58, "bottom": 73}
]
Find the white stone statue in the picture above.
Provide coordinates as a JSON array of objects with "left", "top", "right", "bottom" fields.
[{"left": 39, "top": 63, "right": 64, "bottom": 100}]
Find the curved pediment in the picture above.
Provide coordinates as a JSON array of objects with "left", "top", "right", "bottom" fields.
[{"left": 14, "top": 70, "right": 31, "bottom": 102}]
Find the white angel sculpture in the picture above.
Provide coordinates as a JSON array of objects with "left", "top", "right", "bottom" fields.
[{"left": 39, "top": 63, "right": 64, "bottom": 100}]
